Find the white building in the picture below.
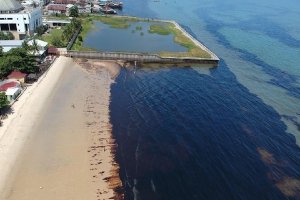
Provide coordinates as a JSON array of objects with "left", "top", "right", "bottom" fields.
[
  {"left": 0, "top": 40, "right": 23, "bottom": 52},
  {"left": 0, "top": 39, "right": 48, "bottom": 57},
  {"left": 0, "top": 0, "right": 43, "bottom": 39},
  {"left": 27, "top": 39, "right": 48, "bottom": 56},
  {"left": 5, "top": 87, "right": 22, "bottom": 102}
]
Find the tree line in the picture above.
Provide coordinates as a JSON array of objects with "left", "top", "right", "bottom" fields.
[
  {"left": 0, "top": 45, "right": 37, "bottom": 110},
  {"left": 51, "top": 18, "right": 82, "bottom": 47},
  {"left": 0, "top": 46, "right": 37, "bottom": 79}
]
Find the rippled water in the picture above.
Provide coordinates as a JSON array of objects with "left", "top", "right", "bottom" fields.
[{"left": 107, "top": 0, "right": 300, "bottom": 199}]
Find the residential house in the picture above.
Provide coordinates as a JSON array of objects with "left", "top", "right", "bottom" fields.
[
  {"left": 5, "top": 87, "right": 21, "bottom": 101},
  {"left": 47, "top": 4, "right": 67, "bottom": 14},
  {"left": 0, "top": 79, "right": 22, "bottom": 102},
  {"left": 7, "top": 70, "right": 27, "bottom": 83}
]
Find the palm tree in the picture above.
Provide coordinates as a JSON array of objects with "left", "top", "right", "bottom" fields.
[
  {"left": 31, "top": 39, "right": 40, "bottom": 56},
  {"left": 22, "top": 41, "right": 30, "bottom": 51},
  {"left": 63, "top": 25, "right": 73, "bottom": 42}
]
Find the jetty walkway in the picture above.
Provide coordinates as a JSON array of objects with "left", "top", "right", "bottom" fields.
[{"left": 61, "top": 51, "right": 219, "bottom": 65}]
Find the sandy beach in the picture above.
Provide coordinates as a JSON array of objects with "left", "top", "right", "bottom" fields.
[{"left": 0, "top": 57, "right": 122, "bottom": 199}]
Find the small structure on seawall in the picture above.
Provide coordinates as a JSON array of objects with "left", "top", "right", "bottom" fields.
[
  {"left": 99, "top": 0, "right": 123, "bottom": 8},
  {"left": 99, "top": 6, "right": 117, "bottom": 14}
]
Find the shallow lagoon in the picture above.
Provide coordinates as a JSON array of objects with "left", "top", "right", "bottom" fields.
[{"left": 83, "top": 21, "right": 187, "bottom": 53}]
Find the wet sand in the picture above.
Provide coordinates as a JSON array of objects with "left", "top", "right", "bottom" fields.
[{"left": 0, "top": 57, "right": 122, "bottom": 200}]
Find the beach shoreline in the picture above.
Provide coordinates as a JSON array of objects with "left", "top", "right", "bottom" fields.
[{"left": 0, "top": 57, "right": 122, "bottom": 199}]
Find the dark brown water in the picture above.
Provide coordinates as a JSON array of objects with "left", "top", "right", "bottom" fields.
[{"left": 110, "top": 66, "right": 300, "bottom": 200}]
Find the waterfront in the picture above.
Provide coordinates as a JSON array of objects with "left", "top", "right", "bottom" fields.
[
  {"left": 0, "top": 0, "right": 299, "bottom": 199},
  {"left": 107, "top": 0, "right": 300, "bottom": 199},
  {"left": 0, "top": 58, "right": 122, "bottom": 200}
]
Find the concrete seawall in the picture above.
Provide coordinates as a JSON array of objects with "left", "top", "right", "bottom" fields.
[
  {"left": 58, "top": 15, "right": 219, "bottom": 66},
  {"left": 63, "top": 51, "right": 219, "bottom": 65}
]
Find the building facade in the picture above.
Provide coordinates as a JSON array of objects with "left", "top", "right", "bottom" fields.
[{"left": 0, "top": 0, "right": 42, "bottom": 39}]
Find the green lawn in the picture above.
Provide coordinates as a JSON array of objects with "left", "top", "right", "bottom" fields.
[
  {"left": 38, "top": 28, "right": 66, "bottom": 46},
  {"left": 149, "top": 23, "right": 211, "bottom": 58},
  {"left": 148, "top": 24, "right": 171, "bottom": 35}
]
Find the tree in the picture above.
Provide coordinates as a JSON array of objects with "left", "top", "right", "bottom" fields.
[
  {"left": 0, "top": 57, "right": 13, "bottom": 77},
  {"left": 0, "top": 46, "right": 3, "bottom": 57},
  {"left": 0, "top": 92, "right": 9, "bottom": 109},
  {"left": 0, "top": 45, "right": 38, "bottom": 79},
  {"left": 0, "top": 32, "right": 14, "bottom": 40},
  {"left": 62, "top": 24, "right": 73, "bottom": 42},
  {"left": 70, "top": 18, "right": 81, "bottom": 29},
  {"left": 31, "top": 39, "right": 40, "bottom": 56},
  {"left": 36, "top": 25, "right": 48, "bottom": 36},
  {"left": 51, "top": 34, "right": 65, "bottom": 47},
  {"left": 69, "top": 6, "right": 79, "bottom": 17},
  {"left": 22, "top": 41, "right": 30, "bottom": 51}
]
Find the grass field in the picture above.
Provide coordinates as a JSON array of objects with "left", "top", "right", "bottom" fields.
[
  {"left": 38, "top": 29, "right": 66, "bottom": 47},
  {"left": 149, "top": 23, "right": 211, "bottom": 58}
]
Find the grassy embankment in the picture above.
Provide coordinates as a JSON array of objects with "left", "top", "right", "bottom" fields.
[
  {"left": 38, "top": 29, "right": 66, "bottom": 46},
  {"left": 148, "top": 24, "right": 211, "bottom": 58}
]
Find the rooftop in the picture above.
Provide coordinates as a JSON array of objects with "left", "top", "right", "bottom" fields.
[
  {"left": 5, "top": 87, "right": 21, "bottom": 96},
  {"left": 0, "top": 0, "right": 24, "bottom": 13},
  {"left": 48, "top": 4, "right": 67, "bottom": 11},
  {"left": 0, "top": 80, "right": 20, "bottom": 92},
  {"left": 0, "top": 40, "right": 23, "bottom": 47},
  {"left": 7, "top": 70, "right": 27, "bottom": 79},
  {"left": 27, "top": 39, "right": 48, "bottom": 47},
  {"left": 53, "top": 0, "right": 77, "bottom": 4}
]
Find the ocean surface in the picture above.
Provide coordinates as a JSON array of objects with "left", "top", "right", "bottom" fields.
[{"left": 104, "top": 0, "right": 300, "bottom": 199}]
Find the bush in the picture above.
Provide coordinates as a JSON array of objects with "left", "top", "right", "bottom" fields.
[
  {"left": 69, "top": 6, "right": 79, "bottom": 17},
  {"left": 0, "top": 32, "right": 14, "bottom": 40},
  {"left": 36, "top": 25, "right": 48, "bottom": 36}
]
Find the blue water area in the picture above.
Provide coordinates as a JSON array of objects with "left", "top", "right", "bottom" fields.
[
  {"left": 105, "top": 0, "right": 300, "bottom": 199},
  {"left": 83, "top": 21, "right": 187, "bottom": 53}
]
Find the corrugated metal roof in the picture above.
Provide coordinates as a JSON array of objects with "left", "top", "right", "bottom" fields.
[
  {"left": 6, "top": 87, "right": 21, "bottom": 96},
  {"left": 0, "top": 0, "right": 23, "bottom": 12},
  {"left": 0, "top": 81, "right": 19, "bottom": 92},
  {"left": 0, "top": 40, "right": 23, "bottom": 46}
]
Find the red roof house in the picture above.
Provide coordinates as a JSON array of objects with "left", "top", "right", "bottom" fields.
[
  {"left": 48, "top": 4, "right": 67, "bottom": 13},
  {"left": 53, "top": 0, "right": 77, "bottom": 4},
  {"left": 48, "top": 47, "right": 59, "bottom": 54},
  {"left": 0, "top": 80, "right": 20, "bottom": 92},
  {"left": 8, "top": 70, "right": 27, "bottom": 79},
  {"left": 7, "top": 70, "right": 27, "bottom": 83}
]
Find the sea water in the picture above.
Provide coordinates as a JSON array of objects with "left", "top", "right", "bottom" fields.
[{"left": 105, "top": 0, "right": 300, "bottom": 199}]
